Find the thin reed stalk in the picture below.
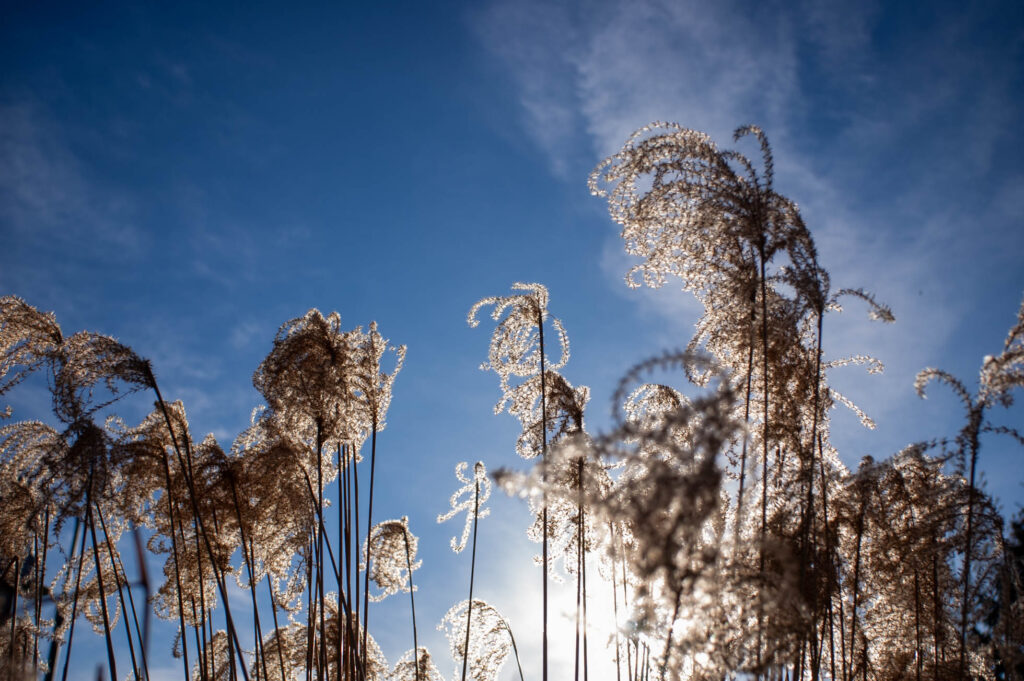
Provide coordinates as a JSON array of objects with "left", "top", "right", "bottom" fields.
[
  {"left": 95, "top": 504, "right": 142, "bottom": 681},
  {"left": 145, "top": 371, "right": 250, "bottom": 681},
  {"left": 502, "top": 619, "right": 526, "bottom": 681},
  {"left": 402, "top": 529, "right": 420, "bottom": 681},
  {"left": 537, "top": 307, "right": 549, "bottom": 681},
  {"left": 85, "top": 481, "right": 118, "bottom": 681},
  {"left": 621, "top": 547, "right": 633, "bottom": 681},
  {"left": 959, "top": 424, "right": 980, "bottom": 678},
  {"left": 573, "top": 457, "right": 589, "bottom": 681},
  {"left": 736, "top": 283, "right": 757, "bottom": 536},
  {"left": 338, "top": 441, "right": 347, "bottom": 681},
  {"left": 849, "top": 491, "right": 866, "bottom": 681},
  {"left": 264, "top": 577, "right": 287, "bottom": 681},
  {"left": 131, "top": 530, "right": 151, "bottom": 661},
  {"left": 60, "top": 519, "right": 89, "bottom": 681},
  {"left": 351, "top": 444, "right": 361, "bottom": 681},
  {"left": 316, "top": 425, "right": 327, "bottom": 681},
  {"left": 610, "top": 522, "right": 622, "bottom": 681},
  {"left": 361, "top": 424, "right": 378, "bottom": 679},
  {"left": 459, "top": 476, "right": 481, "bottom": 681},
  {"left": 800, "top": 311, "right": 824, "bottom": 679},
  {"left": 581, "top": 508, "right": 589, "bottom": 681},
  {"left": 818, "top": 437, "right": 837, "bottom": 681},
  {"left": 34, "top": 509, "right": 50, "bottom": 675},
  {"left": 154, "top": 426, "right": 191, "bottom": 679},
  {"left": 191, "top": 513, "right": 211, "bottom": 681},
  {"left": 305, "top": 537, "right": 314, "bottom": 681},
  {"left": 8, "top": 555, "right": 21, "bottom": 681},
  {"left": 757, "top": 245, "right": 770, "bottom": 675},
  {"left": 227, "top": 476, "right": 268, "bottom": 681}
]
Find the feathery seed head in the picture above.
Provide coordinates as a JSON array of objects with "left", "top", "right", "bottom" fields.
[
  {"left": 390, "top": 647, "right": 443, "bottom": 681},
  {"left": 468, "top": 283, "right": 569, "bottom": 399},
  {"left": 439, "top": 599, "right": 513, "bottom": 681},
  {"left": 254, "top": 309, "right": 360, "bottom": 447},
  {"left": 0, "top": 296, "right": 63, "bottom": 397},
  {"left": 437, "top": 461, "right": 491, "bottom": 553},
  {"left": 363, "top": 516, "right": 420, "bottom": 602}
]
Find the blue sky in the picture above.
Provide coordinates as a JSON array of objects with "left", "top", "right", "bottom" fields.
[{"left": 3, "top": 1, "right": 1023, "bottom": 679}]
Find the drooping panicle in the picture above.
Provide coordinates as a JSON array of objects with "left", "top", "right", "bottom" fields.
[
  {"left": 0, "top": 295, "right": 63, "bottom": 398},
  {"left": 439, "top": 599, "right": 514, "bottom": 681},
  {"left": 980, "top": 294, "right": 1024, "bottom": 407},
  {"left": 468, "top": 282, "right": 569, "bottom": 408},
  {"left": 390, "top": 647, "right": 443, "bottom": 681},
  {"left": 362, "top": 517, "right": 420, "bottom": 602},
  {"left": 51, "top": 331, "right": 151, "bottom": 424}
]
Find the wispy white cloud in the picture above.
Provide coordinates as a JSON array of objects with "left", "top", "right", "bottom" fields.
[
  {"left": 474, "top": 0, "right": 812, "bottom": 168},
  {"left": 572, "top": 0, "right": 802, "bottom": 157},
  {"left": 472, "top": 0, "right": 1024, "bottom": 495},
  {"left": 473, "top": 0, "right": 584, "bottom": 177},
  {"left": 0, "top": 101, "right": 144, "bottom": 253}
]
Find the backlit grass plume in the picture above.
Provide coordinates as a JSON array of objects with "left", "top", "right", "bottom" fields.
[
  {"left": 1, "top": 124, "right": 1022, "bottom": 681},
  {"left": 390, "top": 647, "right": 442, "bottom": 681},
  {"left": 363, "top": 518, "right": 420, "bottom": 603},
  {"left": 253, "top": 309, "right": 361, "bottom": 450},
  {"left": 438, "top": 600, "right": 515, "bottom": 681},
  {"left": 468, "top": 282, "right": 568, "bottom": 412},
  {"left": 437, "top": 462, "right": 491, "bottom": 555},
  {"left": 470, "top": 282, "right": 573, "bottom": 681}
]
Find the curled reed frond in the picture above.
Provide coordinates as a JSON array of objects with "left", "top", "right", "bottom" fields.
[
  {"left": 588, "top": 123, "right": 729, "bottom": 291},
  {"left": 362, "top": 517, "right": 420, "bottom": 602},
  {"left": 527, "top": 440, "right": 611, "bottom": 576},
  {"left": 0, "top": 295, "right": 63, "bottom": 397},
  {"left": 437, "top": 461, "right": 491, "bottom": 553},
  {"left": 438, "top": 599, "right": 513, "bottom": 681},
  {"left": 831, "top": 288, "right": 896, "bottom": 323},
  {"left": 610, "top": 351, "right": 721, "bottom": 424},
  {"left": 51, "top": 332, "right": 151, "bottom": 423},
  {"left": 828, "top": 388, "right": 876, "bottom": 430},
  {"left": 915, "top": 368, "right": 972, "bottom": 408},
  {"left": 468, "top": 282, "right": 569, "bottom": 402},
  {"left": 588, "top": 123, "right": 816, "bottom": 296},
  {"left": 120, "top": 402, "right": 235, "bottom": 624},
  {"left": 0, "top": 478, "right": 41, "bottom": 563},
  {"left": 0, "top": 416, "right": 138, "bottom": 534},
  {"left": 980, "top": 295, "right": 1024, "bottom": 407},
  {"left": 498, "top": 349, "right": 739, "bottom": 637},
  {"left": 105, "top": 407, "right": 177, "bottom": 528},
  {"left": 252, "top": 310, "right": 405, "bottom": 472},
  {"left": 1, "top": 297, "right": 152, "bottom": 427},
  {"left": 75, "top": 507, "right": 129, "bottom": 634},
  {"left": 823, "top": 354, "right": 885, "bottom": 374},
  {"left": 623, "top": 383, "right": 686, "bottom": 426}
]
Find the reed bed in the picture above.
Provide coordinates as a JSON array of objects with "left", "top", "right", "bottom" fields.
[{"left": 1, "top": 124, "right": 1023, "bottom": 681}]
